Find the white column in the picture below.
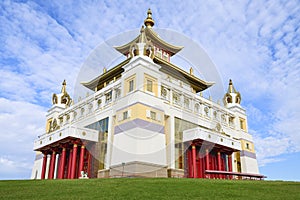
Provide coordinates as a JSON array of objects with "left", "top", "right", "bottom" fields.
[
  {"left": 54, "top": 153, "right": 60, "bottom": 179},
  {"left": 45, "top": 155, "right": 51, "bottom": 179}
]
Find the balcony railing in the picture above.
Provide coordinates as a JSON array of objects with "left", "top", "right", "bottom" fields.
[
  {"left": 182, "top": 127, "right": 241, "bottom": 151},
  {"left": 33, "top": 126, "right": 98, "bottom": 150}
]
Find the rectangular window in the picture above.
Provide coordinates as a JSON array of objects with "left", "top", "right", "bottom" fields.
[
  {"left": 129, "top": 80, "right": 134, "bottom": 92},
  {"left": 229, "top": 116, "right": 235, "bottom": 127},
  {"left": 240, "top": 118, "right": 246, "bottom": 130},
  {"left": 150, "top": 111, "right": 156, "bottom": 120},
  {"left": 174, "top": 117, "right": 198, "bottom": 170},
  {"left": 147, "top": 79, "right": 153, "bottom": 92},
  {"left": 173, "top": 92, "right": 180, "bottom": 105},
  {"left": 125, "top": 75, "right": 136, "bottom": 95},
  {"left": 123, "top": 111, "right": 128, "bottom": 120},
  {"left": 85, "top": 117, "right": 109, "bottom": 174},
  {"left": 105, "top": 91, "right": 112, "bottom": 103},
  {"left": 246, "top": 143, "right": 250, "bottom": 150},
  {"left": 115, "top": 88, "right": 121, "bottom": 99}
]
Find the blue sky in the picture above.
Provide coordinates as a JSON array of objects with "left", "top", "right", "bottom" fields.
[{"left": 0, "top": 0, "right": 300, "bottom": 181}]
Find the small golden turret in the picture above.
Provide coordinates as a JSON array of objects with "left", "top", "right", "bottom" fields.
[{"left": 223, "top": 79, "right": 241, "bottom": 106}]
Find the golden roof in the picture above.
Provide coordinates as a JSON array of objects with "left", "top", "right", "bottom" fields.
[
  {"left": 81, "top": 9, "right": 213, "bottom": 92},
  {"left": 154, "top": 57, "right": 214, "bottom": 92},
  {"left": 114, "top": 9, "right": 183, "bottom": 56},
  {"left": 81, "top": 58, "right": 131, "bottom": 91}
]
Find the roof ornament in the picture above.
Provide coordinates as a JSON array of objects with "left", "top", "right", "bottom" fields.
[
  {"left": 61, "top": 79, "right": 67, "bottom": 94},
  {"left": 144, "top": 8, "right": 155, "bottom": 28},
  {"left": 223, "top": 79, "right": 241, "bottom": 107},
  {"left": 190, "top": 67, "right": 194, "bottom": 75},
  {"left": 138, "top": 25, "right": 147, "bottom": 43},
  {"left": 228, "top": 79, "right": 237, "bottom": 93},
  {"left": 52, "top": 80, "right": 72, "bottom": 107}
]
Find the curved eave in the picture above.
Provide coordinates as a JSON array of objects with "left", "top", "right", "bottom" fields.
[
  {"left": 81, "top": 58, "right": 131, "bottom": 91},
  {"left": 114, "top": 27, "right": 183, "bottom": 56},
  {"left": 145, "top": 28, "right": 184, "bottom": 55},
  {"left": 154, "top": 57, "right": 214, "bottom": 92},
  {"left": 114, "top": 35, "right": 140, "bottom": 55}
]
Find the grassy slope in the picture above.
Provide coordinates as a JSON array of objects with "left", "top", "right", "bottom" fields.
[{"left": 0, "top": 178, "right": 299, "bottom": 200}]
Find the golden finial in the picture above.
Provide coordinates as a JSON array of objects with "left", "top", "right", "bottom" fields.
[
  {"left": 144, "top": 8, "right": 155, "bottom": 28},
  {"left": 61, "top": 80, "right": 67, "bottom": 94},
  {"left": 228, "top": 79, "right": 236, "bottom": 93},
  {"left": 189, "top": 67, "right": 194, "bottom": 75},
  {"left": 103, "top": 67, "right": 107, "bottom": 73}
]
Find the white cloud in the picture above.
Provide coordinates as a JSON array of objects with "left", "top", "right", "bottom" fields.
[
  {"left": 0, "top": 98, "right": 46, "bottom": 179},
  {"left": 0, "top": 156, "right": 32, "bottom": 179}
]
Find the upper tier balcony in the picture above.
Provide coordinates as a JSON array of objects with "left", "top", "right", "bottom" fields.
[
  {"left": 33, "top": 126, "right": 98, "bottom": 151},
  {"left": 183, "top": 127, "right": 241, "bottom": 151}
]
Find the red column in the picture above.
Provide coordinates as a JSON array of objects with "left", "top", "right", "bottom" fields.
[
  {"left": 78, "top": 145, "right": 85, "bottom": 178},
  {"left": 187, "top": 148, "right": 193, "bottom": 178},
  {"left": 217, "top": 151, "right": 222, "bottom": 179},
  {"left": 41, "top": 153, "right": 47, "bottom": 179},
  {"left": 192, "top": 144, "right": 197, "bottom": 178},
  {"left": 205, "top": 149, "right": 210, "bottom": 178},
  {"left": 198, "top": 154, "right": 202, "bottom": 178},
  {"left": 228, "top": 154, "right": 233, "bottom": 179},
  {"left": 70, "top": 144, "right": 78, "bottom": 179},
  {"left": 67, "top": 149, "right": 73, "bottom": 179},
  {"left": 87, "top": 151, "right": 91, "bottom": 178},
  {"left": 58, "top": 147, "right": 67, "bottom": 179},
  {"left": 48, "top": 151, "right": 56, "bottom": 179}
]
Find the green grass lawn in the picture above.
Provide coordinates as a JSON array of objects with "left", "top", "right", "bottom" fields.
[{"left": 0, "top": 178, "right": 299, "bottom": 200}]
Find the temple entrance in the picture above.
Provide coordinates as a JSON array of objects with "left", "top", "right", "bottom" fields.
[{"left": 185, "top": 142, "right": 234, "bottom": 179}]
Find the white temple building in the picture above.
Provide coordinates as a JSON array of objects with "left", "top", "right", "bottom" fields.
[{"left": 31, "top": 9, "right": 263, "bottom": 179}]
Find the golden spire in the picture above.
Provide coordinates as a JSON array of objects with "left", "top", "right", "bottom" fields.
[
  {"left": 61, "top": 80, "right": 67, "bottom": 94},
  {"left": 144, "top": 8, "right": 155, "bottom": 28},
  {"left": 227, "top": 79, "right": 237, "bottom": 93}
]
